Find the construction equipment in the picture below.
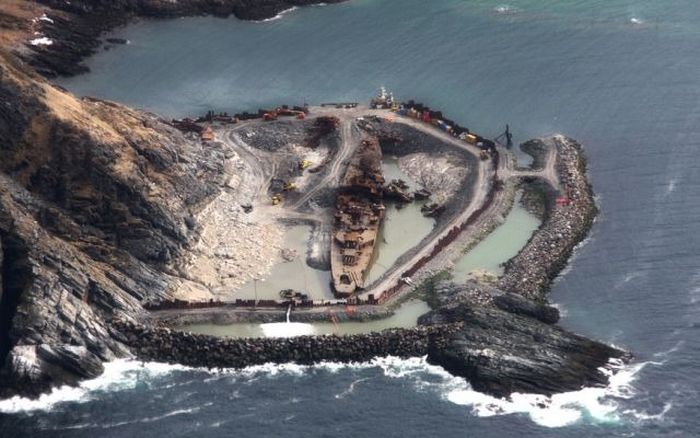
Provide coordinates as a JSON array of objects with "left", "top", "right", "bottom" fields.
[
  {"left": 200, "top": 126, "right": 214, "bottom": 142},
  {"left": 271, "top": 194, "right": 282, "bottom": 205},
  {"left": 299, "top": 160, "right": 312, "bottom": 170},
  {"left": 494, "top": 124, "right": 513, "bottom": 148},
  {"left": 284, "top": 182, "right": 297, "bottom": 191}
]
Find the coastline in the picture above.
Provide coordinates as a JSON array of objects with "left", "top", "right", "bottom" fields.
[
  {"left": 0, "top": 1, "right": 631, "bottom": 400},
  {"left": 8, "top": 0, "right": 348, "bottom": 78},
  {"left": 115, "top": 129, "right": 630, "bottom": 397}
]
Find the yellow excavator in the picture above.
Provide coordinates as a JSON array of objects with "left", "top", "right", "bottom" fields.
[
  {"left": 299, "top": 160, "right": 312, "bottom": 170},
  {"left": 271, "top": 194, "right": 282, "bottom": 205}
]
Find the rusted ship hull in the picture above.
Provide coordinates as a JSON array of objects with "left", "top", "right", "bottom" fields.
[{"left": 331, "top": 137, "right": 386, "bottom": 297}]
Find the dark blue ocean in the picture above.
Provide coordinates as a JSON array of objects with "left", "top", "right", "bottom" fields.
[{"left": 3, "top": 0, "right": 700, "bottom": 435}]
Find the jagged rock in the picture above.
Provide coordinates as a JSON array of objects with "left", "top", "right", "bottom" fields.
[
  {"left": 492, "top": 292, "right": 559, "bottom": 324},
  {"left": 421, "top": 302, "right": 627, "bottom": 397},
  {"left": 0, "top": 52, "right": 222, "bottom": 397},
  {"left": 36, "top": 344, "right": 104, "bottom": 381},
  {"left": 3, "top": 344, "right": 103, "bottom": 397}
]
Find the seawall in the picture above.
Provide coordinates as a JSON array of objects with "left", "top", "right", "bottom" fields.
[
  {"left": 113, "top": 319, "right": 461, "bottom": 369},
  {"left": 499, "top": 136, "right": 598, "bottom": 301}
]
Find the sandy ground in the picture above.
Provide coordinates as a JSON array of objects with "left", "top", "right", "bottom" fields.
[{"left": 171, "top": 135, "right": 287, "bottom": 301}]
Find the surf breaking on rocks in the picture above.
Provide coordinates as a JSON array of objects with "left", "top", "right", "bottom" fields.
[{"left": 0, "top": 356, "right": 657, "bottom": 428}]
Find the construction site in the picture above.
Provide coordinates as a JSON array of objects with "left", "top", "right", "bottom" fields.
[{"left": 158, "top": 90, "right": 559, "bottom": 315}]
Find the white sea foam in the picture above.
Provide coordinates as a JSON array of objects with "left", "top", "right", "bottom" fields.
[
  {"left": 613, "top": 270, "right": 647, "bottom": 290},
  {"left": 256, "top": 7, "right": 298, "bottom": 23},
  {"left": 29, "top": 37, "right": 53, "bottom": 46},
  {"left": 622, "top": 402, "right": 673, "bottom": 423},
  {"left": 1, "top": 355, "right": 654, "bottom": 429},
  {"left": 0, "top": 359, "right": 188, "bottom": 414},
  {"left": 445, "top": 359, "right": 650, "bottom": 428},
  {"left": 260, "top": 322, "right": 316, "bottom": 338},
  {"left": 630, "top": 17, "right": 644, "bottom": 25},
  {"left": 335, "top": 377, "right": 372, "bottom": 399},
  {"left": 549, "top": 302, "right": 568, "bottom": 318},
  {"left": 494, "top": 5, "right": 518, "bottom": 15}
]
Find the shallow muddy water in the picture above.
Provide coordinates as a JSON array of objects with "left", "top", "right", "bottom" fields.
[
  {"left": 177, "top": 299, "right": 431, "bottom": 338},
  {"left": 234, "top": 225, "right": 333, "bottom": 300},
  {"left": 452, "top": 193, "right": 541, "bottom": 282},
  {"left": 366, "top": 157, "right": 436, "bottom": 284},
  {"left": 234, "top": 158, "right": 434, "bottom": 299}
]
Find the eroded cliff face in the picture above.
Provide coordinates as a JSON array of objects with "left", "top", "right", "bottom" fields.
[{"left": 0, "top": 52, "right": 225, "bottom": 396}]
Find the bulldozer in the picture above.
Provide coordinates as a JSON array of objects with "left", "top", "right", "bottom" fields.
[
  {"left": 284, "top": 182, "right": 297, "bottom": 192},
  {"left": 299, "top": 159, "right": 312, "bottom": 170}
]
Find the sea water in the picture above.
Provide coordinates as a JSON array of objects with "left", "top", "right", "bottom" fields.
[{"left": 6, "top": 0, "right": 700, "bottom": 435}]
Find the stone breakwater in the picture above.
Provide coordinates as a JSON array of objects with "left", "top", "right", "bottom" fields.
[
  {"left": 498, "top": 136, "right": 598, "bottom": 301},
  {"left": 113, "top": 319, "right": 461, "bottom": 369}
]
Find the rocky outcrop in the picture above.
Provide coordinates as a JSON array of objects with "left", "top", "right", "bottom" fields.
[
  {"left": 420, "top": 300, "right": 628, "bottom": 397},
  {"left": 25, "top": 0, "right": 347, "bottom": 77},
  {"left": 492, "top": 292, "right": 559, "bottom": 324},
  {"left": 0, "top": 52, "right": 227, "bottom": 396}
]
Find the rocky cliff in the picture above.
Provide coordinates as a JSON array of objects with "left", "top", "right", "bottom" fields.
[{"left": 0, "top": 51, "right": 226, "bottom": 396}]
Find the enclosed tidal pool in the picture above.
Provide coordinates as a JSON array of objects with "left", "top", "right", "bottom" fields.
[
  {"left": 453, "top": 194, "right": 541, "bottom": 282},
  {"left": 180, "top": 300, "right": 432, "bottom": 338},
  {"left": 233, "top": 157, "right": 435, "bottom": 301},
  {"left": 177, "top": 191, "right": 541, "bottom": 338}
]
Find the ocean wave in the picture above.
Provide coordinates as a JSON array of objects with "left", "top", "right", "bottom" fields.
[
  {"left": 666, "top": 178, "right": 677, "bottom": 195},
  {"left": 494, "top": 5, "right": 519, "bottom": 15},
  {"left": 0, "top": 355, "right": 655, "bottom": 429},
  {"left": 255, "top": 7, "right": 298, "bottom": 23},
  {"left": 445, "top": 359, "right": 651, "bottom": 428},
  {"left": 0, "top": 359, "right": 189, "bottom": 414}
]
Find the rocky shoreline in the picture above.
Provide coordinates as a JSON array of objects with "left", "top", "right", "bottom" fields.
[
  {"left": 21, "top": 0, "right": 347, "bottom": 77},
  {"left": 0, "top": 0, "right": 631, "bottom": 400}
]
